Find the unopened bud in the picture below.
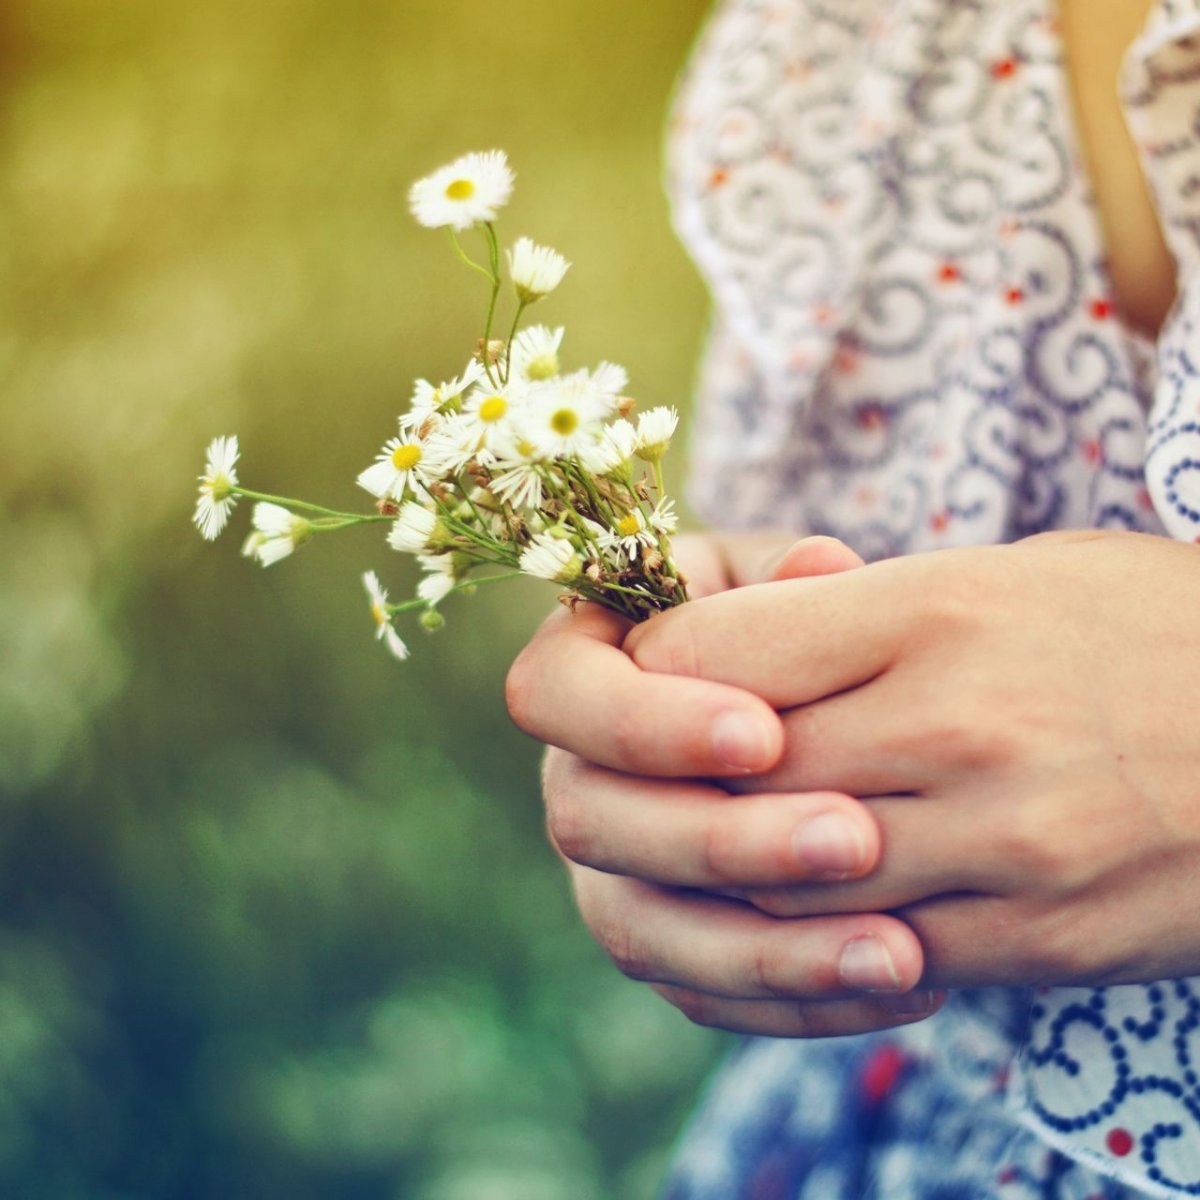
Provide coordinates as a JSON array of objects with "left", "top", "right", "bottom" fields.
[
  {"left": 419, "top": 609, "right": 446, "bottom": 632},
  {"left": 617, "top": 396, "right": 637, "bottom": 418},
  {"left": 376, "top": 497, "right": 401, "bottom": 517}
]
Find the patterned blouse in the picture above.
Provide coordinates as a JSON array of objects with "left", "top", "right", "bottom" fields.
[{"left": 663, "top": 0, "right": 1200, "bottom": 1196}]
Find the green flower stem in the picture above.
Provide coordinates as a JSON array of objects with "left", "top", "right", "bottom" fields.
[
  {"left": 231, "top": 487, "right": 389, "bottom": 523},
  {"left": 501, "top": 300, "right": 527, "bottom": 384},
  {"left": 480, "top": 223, "right": 503, "bottom": 387},
  {"left": 652, "top": 460, "right": 667, "bottom": 501},
  {"left": 447, "top": 229, "right": 495, "bottom": 284},
  {"left": 386, "top": 570, "right": 525, "bottom": 614}
]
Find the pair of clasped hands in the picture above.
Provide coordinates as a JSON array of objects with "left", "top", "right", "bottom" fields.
[{"left": 506, "top": 529, "right": 1200, "bottom": 1037}]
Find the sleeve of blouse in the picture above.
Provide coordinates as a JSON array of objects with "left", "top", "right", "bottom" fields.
[
  {"left": 1144, "top": 276, "right": 1200, "bottom": 541},
  {"left": 1128, "top": 2, "right": 1200, "bottom": 542}
]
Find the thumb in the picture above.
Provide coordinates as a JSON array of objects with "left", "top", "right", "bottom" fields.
[{"left": 768, "top": 535, "right": 866, "bottom": 581}]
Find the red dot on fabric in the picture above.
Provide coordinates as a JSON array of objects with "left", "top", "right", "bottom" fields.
[
  {"left": 1138, "top": 488, "right": 1154, "bottom": 510},
  {"left": 938, "top": 262, "right": 961, "bottom": 283},
  {"left": 997, "top": 1166, "right": 1019, "bottom": 1185},
  {"left": 709, "top": 167, "right": 730, "bottom": 189},
  {"left": 1005, "top": 287, "right": 1025, "bottom": 305},
  {"left": 1106, "top": 1128, "right": 1135, "bottom": 1157},
  {"left": 991, "top": 58, "right": 1019, "bottom": 80},
  {"left": 1082, "top": 439, "right": 1102, "bottom": 465},
  {"left": 930, "top": 511, "right": 950, "bottom": 532},
  {"left": 1090, "top": 299, "right": 1114, "bottom": 320},
  {"left": 861, "top": 1042, "right": 906, "bottom": 1103}
]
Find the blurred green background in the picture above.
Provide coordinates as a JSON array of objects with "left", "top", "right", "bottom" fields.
[{"left": 0, "top": 1, "right": 722, "bottom": 1196}]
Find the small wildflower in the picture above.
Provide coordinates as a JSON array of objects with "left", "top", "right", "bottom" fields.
[
  {"left": 416, "top": 554, "right": 457, "bottom": 606},
  {"left": 507, "top": 237, "right": 571, "bottom": 303},
  {"left": 387, "top": 502, "right": 445, "bottom": 554},
  {"left": 362, "top": 571, "right": 409, "bottom": 661},
  {"left": 408, "top": 150, "right": 514, "bottom": 231},
  {"left": 519, "top": 532, "right": 584, "bottom": 583},
  {"left": 635, "top": 406, "right": 679, "bottom": 462},
  {"left": 357, "top": 432, "right": 440, "bottom": 501},
  {"left": 509, "top": 325, "right": 564, "bottom": 382},
  {"left": 194, "top": 435, "right": 240, "bottom": 540},
  {"left": 401, "top": 361, "right": 485, "bottom": 432},
  {"left": 520, "top": 374, "right": 607, "bottom": 460},
  {"left": 241, "top": 502, "right": 311, "bottom": 567},
  {"left": 597, "top": 507, "right": 656, "bottom": 562}
]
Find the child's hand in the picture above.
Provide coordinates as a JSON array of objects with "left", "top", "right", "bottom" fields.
[
  {"left": 626, "top": 529, "right": 1200, "bottom": 1003},
  {"left": 508, "top": 533, "right": 942, "bottom": 1037}
]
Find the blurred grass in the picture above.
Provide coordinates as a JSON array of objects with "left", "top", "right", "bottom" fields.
[{"left": 0, "top": 1, "right": 721, "bottom": 1196}]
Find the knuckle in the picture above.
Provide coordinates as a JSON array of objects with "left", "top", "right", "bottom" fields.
[
  {"left": 629, "top": 614, "right": 702, "bottom": 679},
  {"left": 745, "top": 886, "right": 803, "bottom": 918},
  {"left": 544, "top": 789, "right": 594, "bottom": 865},
  {"left": 665, "top": 988, "right": 721, "bottom": 1028},
  {"left": 595, "top": 914, "right": 656, "bottom": 982},
  {"left": 700, "top": 816, "right": 739, "bottom": 887},
  {"left": 994, "top": 802, "right": 1086, "bottom": 892},
  {"left": 1018, "top": 906, "right": 1095, "bottom": 984},
  {"left": 504, "top": 647, "right": 540, "bottom": 734},
  {"left": 748, "top": 938, "right": 800, "bottom": 999}
]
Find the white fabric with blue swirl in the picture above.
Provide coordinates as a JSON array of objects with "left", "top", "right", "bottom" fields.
[{"left": 664, "top": 0, "right": 1200, "bottom": 1194}]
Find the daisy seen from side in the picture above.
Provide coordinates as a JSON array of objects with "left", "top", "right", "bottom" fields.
[{"left": 194, "top": 435, "right": 240, "bottom": 540}]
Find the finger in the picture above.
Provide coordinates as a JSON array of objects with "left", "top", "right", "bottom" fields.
[
  {"left": 725, "top": 674, "right": 936, "bottom": 798},
  {"left": 769, "top": 535, "right": 866, "bottom": 581},
  {"left": 651, "top": 982, "right": 944, "bottom": 1037},
  {"left": 544, "top": 751, "right": 882, "bottom": 885},
  {"left": 744, "top": 793, "right": 994, "bottom": 918},
  {"left": 507, "top": 602, "right": 784, "bottom": 776},
  {"left": 625, "top": 565, "right": 911, "bottom": 709},
  {"left": 575, "top": 868, "right": 926, "bottom": 1001}
]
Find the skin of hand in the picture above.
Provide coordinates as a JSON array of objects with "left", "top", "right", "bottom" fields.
[
  {"left": 507, "top": 532, "right": 945, "bottom": 1038},
  {"left": 619, "top": 528, "right": 1200, "bottom": 1035}
]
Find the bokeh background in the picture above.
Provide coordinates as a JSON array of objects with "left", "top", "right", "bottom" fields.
[{"left": 0, "top": 2, "right": 723, "bottom": 1196}]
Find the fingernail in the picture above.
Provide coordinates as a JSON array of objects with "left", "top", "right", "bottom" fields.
[
  {"left": 792, "top": 812, "right": 866, "bottom": 876},
  {"left": 711, "top": 710, "right": 773, "bottom": 772},
  {"left": 838, "top": 934, "right": 902, "bottom": 991},
  {"left": 878, "top": 990, "right": 938, "bottom": 1015}
]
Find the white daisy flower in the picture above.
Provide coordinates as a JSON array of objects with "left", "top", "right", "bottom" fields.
[
  {"left": 635, "top": 405, "right": 679, "bottom": 463},
  {"left": 588, "top": 361, "right": 629, "bottom": 409},
  {"left": 487, "top": 434, "right": 546, "bottom": 510},
  {"left": 507, "top": 237, "right": 570, "bottom": 303},
  {"left": 509, "top": 325, "right": 564, "bottom": 382},
  {"left": 240, "top": 501, "right": 311, "bottom": 567},
  {"left": 649, "top": 497, "right": 679, "bottom": 535},
  {"left": 408, "top": 150, "right": 514, "bottom": 231},
  {"left": 387, "top": 501, "right": 444, "bottom": 554},
  {"left": 193, "top": 435, "right": 240, "bottom": 540},
  {"left": 519, "top": 375, "right": 607, "bottom": 460},
  {"left": 424, "top": 412, "right": 486, "bottom": 474},
  {"left": 362, "top": 571, "right": 409, "bottom": 662},
  {"left": 460, "top": 380, "right": 527, "bottom": 456},
  {"left": 416, "top": 555, "right": 457, "bottom": 606},
  {"left": 400, "top": 361, "right": 485, "bottom": 432},
  {"left": 597, "top": 507, "right": 656, "bottom": 562},
  {"left": 356, "top": 432, "right": 440, "bottom": 501},
  {"left": 519, "top": 532, "right": 583, "bottom": 584},
  {"left": 580, "top": 418, "right": 639, "bottom": 475}
]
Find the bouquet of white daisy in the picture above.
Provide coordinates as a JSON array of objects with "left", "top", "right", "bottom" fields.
[{"left": 194, "top": 150, "right": 687, "bottom": 661}]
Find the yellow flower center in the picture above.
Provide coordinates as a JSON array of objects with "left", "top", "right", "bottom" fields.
[
  {"left": 550, "top": 408, "right": 578, "bottom": 436},
  {"left": 391, "top": 444, "right": 423, "bottom": 471},
  {"left": 445, "top": 178, "right": 475, "bottom": 201},
  {"left": 478, "top": 396, "right": 507, "bottom": 423},
  {"left": 207, "top": 473, "right": 232, "bottom": 501},
  {"left": 516, "top": 439, "right": 537, "bottom": 458},
  {"left": 526, "top": 353, "right": 559, "bottom": 381},
  {"left": 371, "top": 602, "right": 387, "bottom": 627},
  {"left": 616, "top": 514, "right": 641, "bottom": 538}
]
